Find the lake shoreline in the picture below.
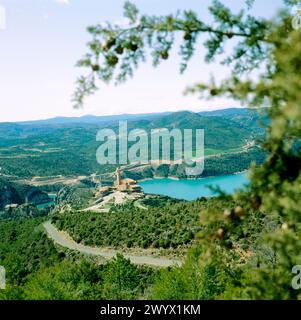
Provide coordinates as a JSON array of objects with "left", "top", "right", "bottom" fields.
[
  {"left": 138, "top": 170, "right": 249, "bottom": 183},
  {"left": 138, "top": 172, "right": 249, "bottom": 201}
]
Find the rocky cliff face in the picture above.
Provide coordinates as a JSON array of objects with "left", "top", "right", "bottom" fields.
[
  {"left": 0, "top": 179, "right": 22, "bottom": 208},
  {"left": 27, "top": 190, "right": 50, "bottom": 205},
  {"left": 0, "top": 203, "right": 50, "bottom": 220},
  {"left": 0, "top": 178, "right": 51, "bottom": 209},
  {"left": 55, "top": 184, "right": 94, "bottom": 210}
]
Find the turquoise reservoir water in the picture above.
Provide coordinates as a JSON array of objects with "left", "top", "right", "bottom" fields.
[
  {"left": 36, "top": 194, "right": 57, "bottom": 209},
  {"left": 139, "top": 172, "right": 249, "bottom": 201}
]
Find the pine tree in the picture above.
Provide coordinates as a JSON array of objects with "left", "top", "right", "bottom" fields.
[{"left": 75, "top": 0, "right": 301, "bottom": 299}]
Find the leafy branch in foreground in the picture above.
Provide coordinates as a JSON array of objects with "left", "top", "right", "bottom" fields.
[
  {"left": 73, "top": 0, "right": 272, "bottom": 108},
  {"left": 72, "top": 0, "right": 301, "bottom": 299}
]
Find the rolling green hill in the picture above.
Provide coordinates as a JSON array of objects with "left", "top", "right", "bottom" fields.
[{"left": 0, "top": 109, "right": 265, "bottom": 179}]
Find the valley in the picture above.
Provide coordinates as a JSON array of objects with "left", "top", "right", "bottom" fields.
[
  {"left": 2, "top": 0, "right": 300, "bottom": 303},
  {"left": 0, "top": 108, "right": 269, "bottom": 300},
  {"left": 0, "top": 108, "right": 266, "bottom": 214}
]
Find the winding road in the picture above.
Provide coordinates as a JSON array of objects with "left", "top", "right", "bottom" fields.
[{"left": 43, "top": 221, "right": 182, "bottom": 268}]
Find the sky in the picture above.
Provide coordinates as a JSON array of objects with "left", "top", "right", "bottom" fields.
[{"left": 0, "top": 0, "right": 285, "bottom": 122}]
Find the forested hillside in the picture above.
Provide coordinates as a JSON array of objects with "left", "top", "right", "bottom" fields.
[
  {"left": 0, "top": 193, "right": 273, "bottom": 300},
  {"left": 0, "top": 109, "right": 265, "bottom": 179},
  {"left": 2, "top": 0, "right": 301, "bottom": 303},
  {"left": 0, "top": 217, "right": 157, "bottom": 300}
]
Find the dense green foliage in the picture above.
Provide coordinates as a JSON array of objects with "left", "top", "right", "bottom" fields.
[
  {"left": 155, "top": 148, "right": 265, "bottom": 178},
  {"left": 53, "top": 200, "right": 203, "bottom": 249},
  {"left": 122, "top": 146, "right": 264, "bottom": 179},
  {"left": 0, "top": 218, "right": 157, "bottom": 300},
  {"left": 150, "top": 200, "right": 276, "bottom": 299},
  {"left": 0, "top": 217, "right": 64, "bottom": 287},
  {"left": 139, "top": 195, "right": 182, "bottom": 208},
  {"left": 8, "top": 255, "right": 156, "bottom": 300}
]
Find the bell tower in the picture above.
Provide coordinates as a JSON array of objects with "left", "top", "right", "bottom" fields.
[{"left": 115, "top": 168, "right": 122, "bottom": 186}]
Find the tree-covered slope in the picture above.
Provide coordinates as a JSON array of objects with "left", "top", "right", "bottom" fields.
[
  {"left": 0, "top": 217, "right": 157, "bottom": 300},
  {"left": 0, "top": 109, "right": 265, "bottom": 178}
]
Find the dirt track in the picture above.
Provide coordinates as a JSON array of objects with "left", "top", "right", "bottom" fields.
[{"left": 44, "top": 221, "right": 183, "bottom": 268}]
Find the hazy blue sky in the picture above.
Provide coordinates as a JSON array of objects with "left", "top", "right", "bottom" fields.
[{"left": 0, "top": 0, "right": 284, "bottom": 122}]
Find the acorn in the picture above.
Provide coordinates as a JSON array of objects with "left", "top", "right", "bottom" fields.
[
  {"left": 282, "top": 222, "right": 289, "bottom": 231},
  {"left": 216, "top": 228, "right": 225, "bottom": 240},
  {"left": 89, "top": 41, "right": 101, "bottom": 52},
  {"left": 234, "top": 206, "right": 245, "bottom": 218},
  {"left": 103, "top": 44, "right": 110, "bottom": 52},
  {"left": 115, "top": 45, "right": 124, "bottom": 55},
  {"left": 91, "top": 64, "right": 100, "bottom": 72},
  {"left": 251, "top": 195, "right": 261, "bottom": 210},
  {"left": 223, "top": 209, "right": 232, "bottom": 219},
  {"left": 107, "top": 55, "right": 119, "bottom": 66},
  {"left": 160, "top": 51, "right": 169, "bottom": 60},
  {"left": 267, "top": 154, "right": 277, "bottom": 166},
  {"left": 129, "top": 43, "right": 139, "bottom": 52},
  {"left": 166, "top": 15, "right": 174, "bottom": 24},
  {"left": 184, "top": 32, "right": 192, "bottom": 41},
  {"left": 103, "top": 38, "right": 116, "bottom": 52},
  {"left": 210, "top": 88, "right": 218, "bottom": 96},
  {"left": 107, "top": 38, "right": 116, "bottom": 47}
]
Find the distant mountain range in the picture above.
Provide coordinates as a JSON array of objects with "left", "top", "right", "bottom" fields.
[
  {"left": 199, "top": 108, "right": 250, "bottom": 117},
  {"left": 7, "top": 108, "right": 254, "bottom": 126},
  {"left": 15, "top": 112, "right": 172, "bottom": 126},
  {"left": 0, "top": 107, "right": 266, "bottom": 143},
  {"left": 0, "top": 107, "right": 267, "bottom": 180}
]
